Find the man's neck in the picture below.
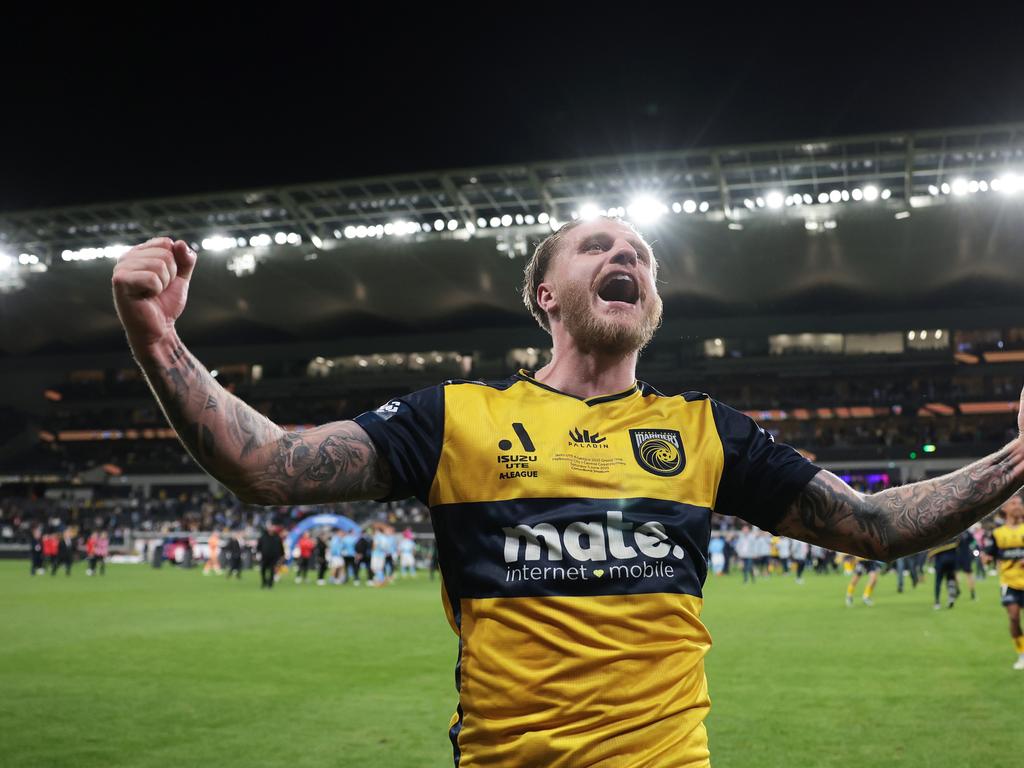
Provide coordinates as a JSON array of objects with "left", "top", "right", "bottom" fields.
[{"left": 532, "top": 340, "right": 638, "bottom": 400}]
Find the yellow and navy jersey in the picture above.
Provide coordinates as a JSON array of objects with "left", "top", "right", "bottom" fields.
[
  {"left": 929, "top": 538, "right": 959, "bottom": 558},
  {"left": 986, "top": 524, "right": 1024, "bottom": 590},
  {"left": 354, "top": 370, "right": 820, "bottom": 768}
]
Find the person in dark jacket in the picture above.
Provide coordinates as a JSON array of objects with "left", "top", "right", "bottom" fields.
[
  {"left": 315, "top": 533, "right": 329, "bottom": 586},
  {"left": 57, "top": 529, "right": 76, "bottom": 576},
  {"left": 354, "top": 531, "right": 373, "bottom": 586},
  {"left": 30, "top": 528, "right": 44, "bottom": 575},
  {"left": 257, "top": 527, "right": 284, "bottom": 589},
  {"left": 225, "top": 534, "right": 243, "bottom": 579}
]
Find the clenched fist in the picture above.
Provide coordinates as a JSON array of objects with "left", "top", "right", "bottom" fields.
[{"left": 111, "top": 237, "right": 197, "bottom": 350}]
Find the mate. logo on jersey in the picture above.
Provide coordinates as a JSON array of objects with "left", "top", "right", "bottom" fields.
[{"left": 629, "top": 428, "right": 685, "bottom": 477}]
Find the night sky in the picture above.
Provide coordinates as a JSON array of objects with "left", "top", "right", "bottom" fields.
[{"left": 4, "top": 7, "right": 1024, "bottom": 212}]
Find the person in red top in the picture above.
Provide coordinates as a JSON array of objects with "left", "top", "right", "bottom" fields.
[
  {"left": 43, "top": 533, "right": 59, "bottom": 575},
  {"left": 86, "top": 532, "right": 98, "bottom": 575},
  {"left": 295, "top": 531, "right": 316, "bottom": 584}
]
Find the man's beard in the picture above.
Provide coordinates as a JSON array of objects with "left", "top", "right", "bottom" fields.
[{"left": 557, "top": 279, "right": 663, "bottom": 356}]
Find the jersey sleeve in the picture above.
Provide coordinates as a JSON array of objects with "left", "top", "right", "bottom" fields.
[
  {"left": 709, "top": 398, "right": 822, "bottom": 533},
  {"left": 352, "top": 384, "right": 445, "bottom": 504},
  {"left": 985, "top": 531, "right": 1000, "bottom": 559}
]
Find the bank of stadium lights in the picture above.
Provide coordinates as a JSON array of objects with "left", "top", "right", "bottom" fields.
[
  {"left": 61, "top": 245, "right": 131, "bottom": 261},
  {"left": 928, "top": 173, "right": 1022, "bottom": 198}
]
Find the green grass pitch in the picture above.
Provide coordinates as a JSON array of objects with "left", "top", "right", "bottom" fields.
[{"left": 1, "top": 561, "right": 1019, "bottom": 767}]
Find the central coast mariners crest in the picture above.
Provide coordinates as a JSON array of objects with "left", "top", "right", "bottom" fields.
[{"left": 629, "top": 429, "right": 685, "bottom": 477}]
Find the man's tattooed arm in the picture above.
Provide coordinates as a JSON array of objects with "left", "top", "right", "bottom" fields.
[
  {"left": 134, "top": 329, "right": 391, "bottom": 505},
  {"left": 777, "top": 440, "right": 1024, "bottom": 560}
]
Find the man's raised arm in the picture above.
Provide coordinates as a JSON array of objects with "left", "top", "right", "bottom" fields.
[
  {"left": 112, "top": 237, "right": 391, "bottom": 506},
  {"left": 777, "top": 400, "right": 1024, "bottom": 560}
]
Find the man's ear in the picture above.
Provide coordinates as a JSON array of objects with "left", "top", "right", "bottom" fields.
[{"left": 537, "top": 281, "right": 557, "bottom": 315}]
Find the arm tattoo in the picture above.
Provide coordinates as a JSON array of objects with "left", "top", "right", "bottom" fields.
[
  {"left": 781, "top": 441, "right": 1024, "bottom": 560},
  {"left": 135, "top": 332, "right": 392, "bottom": 505},
  {"left": 248, "top": 425, "right": 391, "bottom": 505}
]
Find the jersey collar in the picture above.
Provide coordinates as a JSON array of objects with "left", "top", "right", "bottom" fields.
[{"left": 515, "top": 369, "right": 639, "bottom": 406}]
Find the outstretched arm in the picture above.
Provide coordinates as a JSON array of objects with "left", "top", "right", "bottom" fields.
[{"left": 778, "top": 431, "right": 1024, "bottom": 561}]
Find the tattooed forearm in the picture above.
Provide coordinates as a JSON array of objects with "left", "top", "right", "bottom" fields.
[
  {"left": 132, "top": 330, "right": 389, "bottom": 505},
  {"left": 246, "top": 425, "right": 391, "bottom": 506},
  {"left": 780, "top": 441, "right": 1024, "bottom": 560}
]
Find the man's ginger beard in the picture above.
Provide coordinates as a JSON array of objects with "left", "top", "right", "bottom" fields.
[{"left": 553, "top": 276, "right": 663, "bottom": 356}]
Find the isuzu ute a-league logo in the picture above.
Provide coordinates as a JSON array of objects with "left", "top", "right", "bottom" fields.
[
  {"left": 629, "top": 429, "right": 685, "bottom": 476},
  {"left": 497, "top": 422, "right": 539, "bottom": 480}
]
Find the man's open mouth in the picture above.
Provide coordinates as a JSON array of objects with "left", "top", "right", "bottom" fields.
[{"left": 597, "top": 273, "right": 640, "bottom": 304}]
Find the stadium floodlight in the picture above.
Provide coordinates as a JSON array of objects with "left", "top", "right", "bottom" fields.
[
  {"left": 979, "top": 180, "right": 989, "bottom": 192},
  {"left": 908, "top": 331, "right": 916, "bottom": 341},
  {"left": 743, "top": 199, "right": 755, "bottom": 210},
  {"left": 355, "top": 226, "right": 367, "bottom": 238},
  {"left": 434, "top": 219, "right": 445, "bottom": 231},
  {"left": 805, "top": 221, "right": 819, "bottom": 231},
  {"left": 447, "top": 220, "right": 459, "bottom": 231},
  {"left": 501, "top": 214, "right": 513, "bottom": 227},
  {"left": 489, "top": 217, "right": 501, "bottom": 228},
  {"left": 579, "top": 202, "right": 601, "bottom": 221},
  {"left": 935, "top": 330, "right": 943, "bottom": 339},
  {"left": 514, "top": 214, "right": 524, "bottom": 225},
  {"left": 928, "top": 185, "right": 940, "bottom": 195},
  {"left": 344, "top": 226, "right": 356, "bottom": 239},
  {"left": 994, "top": 173, "right": 1021, "bottom": 194},
  {"left": 823, "top": 220, "right": 837, "bottom": 230},
  {"left": 0, "top": 252, "right": 11, "bottom": 271},
  {"left": 201, "top": 235, "right": 237, "bottom": 252},
  {"left": 863, "top": 185, "right": 879, "bottom": 202},
  {"left": 802, "top": 194, "right": 813, "bottom": 205},
  {"left": 310, "top": 234, "right": 324, "bottom": 249},
  {"left": 921, "top": 331, "right": 928, "bottom": 340},
  {"left": 968, "top": 180, "right": 979, "bottom": 193},
  {"left": 840, "top": 190, "right": 850, "bottom": 202},
  {"left": 940, "top": 182, "right": 951, "bottom": 194},
  {"left": 384, "top": 224, "right": 395, "bottom": 236},
  {"left": 477, "top": 217, "right": 488, "bottom": 228},
  {"left": 275, "top": 232, "right": 288, "bottom": 245},
  {"left": 626, "top": 196, "right": 667, "bottom": 224},
  {"left": 466, "top": 223, "right": 476, "bottom": 234},
  {"left": 829, "top": 190, "right": 842, "bottom": 203},
  {"left": 923, "top": 444, "right": 937, "bottom": 453},
  {"left": 880, "top": 189, "right": 891, "bottom": 200},
  {"left": 852, "top": 188, "right": 864, "bottom": 201},
  {"left": 671, "top": 202, "right": 682, "bottom": 214},
  {"left": 817, "top": 192, "right": 829, "bottom": 204},
  {"left": 755, "top": 197, "right": 765, "bottom": 208},
  {"left": 766, "top": 191, "right": 784, "bottom": 209},
  {"left": 537, "top": 212, "right": 550, "bottom": 224},
  {"left": 699, "top": 201, "right": 710, "bottom": 213},
  {"left": 951, "top": 178, "right": 969, "bottom": 196},
  {"left": 524, "top": 214, "right": 535, "bottom": 225},
  {"left": 683, "top": 200, "right": 698, "bottom": 214}
]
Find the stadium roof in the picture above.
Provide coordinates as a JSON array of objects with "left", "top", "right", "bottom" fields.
[{"left": 2, "top": 122, "right": 1023, "bottom": 262}]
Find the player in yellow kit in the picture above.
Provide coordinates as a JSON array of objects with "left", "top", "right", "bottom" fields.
[
  {"left": 113, "top": 218, "right": 1024, "bottom": 767},
  {"left": 985, "top": 494, "right": 1024, "bottom": 669}
]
